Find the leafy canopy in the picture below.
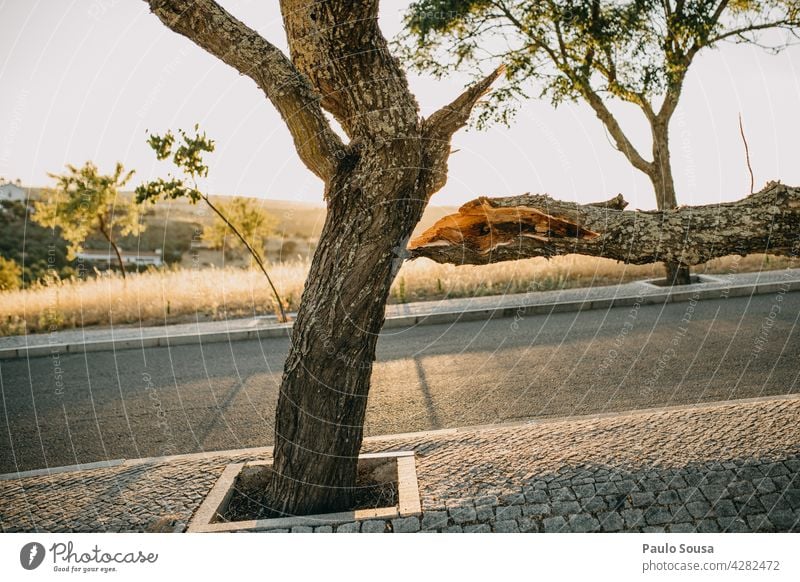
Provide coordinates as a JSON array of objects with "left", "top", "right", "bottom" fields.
[
  {"left": 401, "top": 0, "right": 800, "bottom": 125},
  {"left": 34, "top": 162, "right": 139, "bottom": 259}
]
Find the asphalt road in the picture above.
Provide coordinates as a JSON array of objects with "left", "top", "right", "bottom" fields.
[{"left": 1, "top": 291, "right": 798, "bottom": 473}]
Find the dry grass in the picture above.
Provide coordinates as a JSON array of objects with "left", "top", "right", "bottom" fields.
[{"left": 1, "top": 254, "right": 796, "bottom": 337}]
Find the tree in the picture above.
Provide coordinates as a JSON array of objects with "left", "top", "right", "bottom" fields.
[
  {"left": 136, "top": 126, "right": 287, "bottom": 322},
  {"left": 0, "top": 256, "right": 22, "bottom": 291},
  {"left": 203, "top": 196, "right": 278, "bottom": 262},
  {"left": 142, "top": 0, "right": 798, "bottom": 516},
  {"left": 34, "top": 162, "right": 139, "bottom": 279},
  {"left": 400, "top": 0, "right": 800, "bottom": 284}
]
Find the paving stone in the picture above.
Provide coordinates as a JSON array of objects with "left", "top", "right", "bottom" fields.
[
  {"left": 685, "top": 500, "right": 712, "bottom": 518},
  {"left": 264, "top": 528, "right": 289, "bottom": 533},
  {"left": 463, "top": 523, "right": 491, "bottom": 533},
  {"left": 291, "top": 526, "right": 313, "bottom": 533},
  {"left": 727, "top": 481, "right": 755, "bottom": 497},
  {"left": 711, "top": 499, "right": 737, "bottom": 517},
  {"left": 622, "top": 509, "right": 644, "bottom": 528},
  {"left": 596, "top": 482, "right": 619, "bottom": 495},
  {"left": 737, "top": 466, "right": 765, "bottom": 481},
  {"left": 656, "top": 490, "right": 680, "bottom": 505},
  {"left": 767, "top": 509, "right": 798, "bottom": 531},
  {"left": 552, "top": 501, "right": 581, "bottom": 515},
  {"left": 314, "top": 526, "right": 333, "bottom": 533},
  {"left": 543, "top": 516, "right": 567, "bottom": 532},
  {"left": 762, "top": 462, "right": 790, "bottom": 477},
  {"left": 669, "top": 523, "right": 696, "bottom": 533},
  {"left": 573, "top": 484, "right": 596, "bottom": 498},
  {"left": 630, "top": 492, "right": 656, "bottom": 507},
  {"left": 617, "top": 479, "right": 638, "bottom": 494},
  {"left": 755, "top": 479, "right": 777, "bottom": 494},
  {"left": 597, "top": 511, "right": 624, "bottom": 532},
  {"left": 677, "top": 487, "right": 704, "bottom": 502},
  {"left": 745, "top": 514, "right": 773, "bottom": 532},
  {"left": 493, "top": 519, "right": 520, "bottom": 533},
  {"left": 475, "top": 504, "right": 494, "bottom": 521},
  {"left": 392, "top": 517, "right": 420, "bottom": 533},
  {"left": 336, "top": 522, "right": 360, "bottom": 533},
  {"left": 644, "top": 507, "right": 672, "bottom": 525},
  {"left": 500, "top": 493, "right": 525, "bottom": 506},
  {"left": 522, "top": 503, "right": 550, "bottom": 517},
  {"left": 551, "top": 487, "right": 576, "bottom": 501},
  {"left": 783, "top": 489, "right": 800, "bottom": 510},
  {"left": 475, "top": 495, "right": 499, "bottom": 507},
  {"left": 695, "top": 519, "right": 721, "bottom": 533},
  {"left": 717, "top": 517, "right": 749, "bottom": 532},
  {"left": 735, "top": 498, "right": 766, "bottom": 516},
  {"left": 700, "top": 483, "right": 728, "bottom": 503},
  {"left": 448, "top": 506, "right": 477, "bottom": 524},
  {"left": 524, "top": 489, "right": 548, "bottom": 504},
  {"left": 360, "top": 520, "right": 387, "bottom": 533},
  {"left": 517, "top": 516, "right": 539, "bottom": 533},
  {"left": 568, "top": 514, "right": 600, "bottom": 532},
  {"left": 669, "top": 506, "right": 692, "bottom": 523},
  {"left": 421, "top": 511, "right": 448, "bottom": 530},
  {"left": 582, "top": 497, "right": 607, "bottom": 512},
  {"left": 495, "top": 505, "right": 522, "bottom": 521}
]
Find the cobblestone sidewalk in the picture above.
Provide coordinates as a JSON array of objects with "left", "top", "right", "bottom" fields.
[{"left": 1, "top": 395, "right": 798, "bottom": 533}]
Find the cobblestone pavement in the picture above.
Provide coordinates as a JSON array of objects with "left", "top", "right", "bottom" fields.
[{"left": 1, "top": 395, "right": 798, "bottom": 533}]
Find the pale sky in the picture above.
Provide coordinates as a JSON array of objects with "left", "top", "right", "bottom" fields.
[{"left": 1, "top": 1, "right": 798, "bottom": 210}]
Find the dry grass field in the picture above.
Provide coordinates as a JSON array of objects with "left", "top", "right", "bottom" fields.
[{"left": 1, "top": 253, "right": 796, "bottom": 337}]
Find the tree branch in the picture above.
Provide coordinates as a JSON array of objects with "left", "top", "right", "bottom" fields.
[
  {"left": 144, "top": 0, "right": 344, "bottom": 182},
  {"left": 420, "top": 65, "right": 506, "bottom": 197},
  {"left": 409, "top": 182, "right": 800, "bottom": 266},
  {"left": 580, "top": 86, "right": 653, "bottom": 174}
]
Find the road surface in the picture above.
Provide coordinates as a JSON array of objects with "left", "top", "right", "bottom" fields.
[{"left": 1, "top": 291, "right": 798, "bottom": 473}]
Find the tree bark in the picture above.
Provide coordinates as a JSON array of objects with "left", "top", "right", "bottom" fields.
[
  {"left": 142, "top": 0, "right": 502, "bottom": 516},
  {"left": 651, "top": 121, "right": 690, "bottom": 284},
  {"left": 408, "top": 182, "right": 800, "bottom": 267}
]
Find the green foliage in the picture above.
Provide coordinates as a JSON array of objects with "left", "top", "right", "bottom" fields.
[
  {"left": 0, "top": 256, "right": 22, "bottom": 291},
  {"left": 203, "top": 197, "right": 278, "bottom": 258},
  {"left": 136, "top": 124, "right": 215, "bottom": 205},
  {"left": 400, "top": 0, "right": 800, "bottom": 126},
  {"left": 33, "top": 161, "right": 140, "bottom": 260},
  {"left": 0, "top": 200, "right": 72, "bottom": 284}
]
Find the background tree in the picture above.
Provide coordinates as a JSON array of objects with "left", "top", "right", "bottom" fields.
[
  {"left": 136, "top": 126, "right": 287, "bottom": 322},
  {"left": 0, "top": 200, "right": 72, "bottom": 285},
  {"left": 400, "top": 0, "right": 800, "bottom": 284},
  {"left": 203, "top": 196, "right": 278, "bottom": 262},
  {"left": 34, "top": 162, "right": 139, "bottom": 279},
  {"left": 142, "top": 0, "right": 798, "bottom": 517},
  {"left": 0, "top": 256, "right": 23, "bottom": 291}
]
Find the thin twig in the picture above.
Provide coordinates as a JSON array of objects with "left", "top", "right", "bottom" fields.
[
  {"left": 202, "top": 195, "right": 288, "bottom": 323},
  {"left": 738, "top": 113, "right": 755, "bottom": 195}
]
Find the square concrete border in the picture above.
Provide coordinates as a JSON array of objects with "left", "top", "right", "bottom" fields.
[{"left": 188, "top": 451, "right": 420, "bottom": 533}]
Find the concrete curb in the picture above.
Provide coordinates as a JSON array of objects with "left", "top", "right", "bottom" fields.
[
  {"left": 2, "top": 392, "right": 796, "bottom": 482},
  {"left": 2, "top": 275, "right": 799, "bottom": 361}
]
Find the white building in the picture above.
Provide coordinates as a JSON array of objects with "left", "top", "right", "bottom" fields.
[{"left": 0, "top": 181, "right": 28, "bottom": 204}]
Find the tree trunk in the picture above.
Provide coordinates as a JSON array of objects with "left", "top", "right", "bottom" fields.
[
  {"left": 408, "top": 182, "right": 800, "bottom": 267},
  {"left": 651, "top": 123, "right": 690, "bottom": 284},
  {"left": 266, "top": 163, "right": 427, "bottom": 516}
]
